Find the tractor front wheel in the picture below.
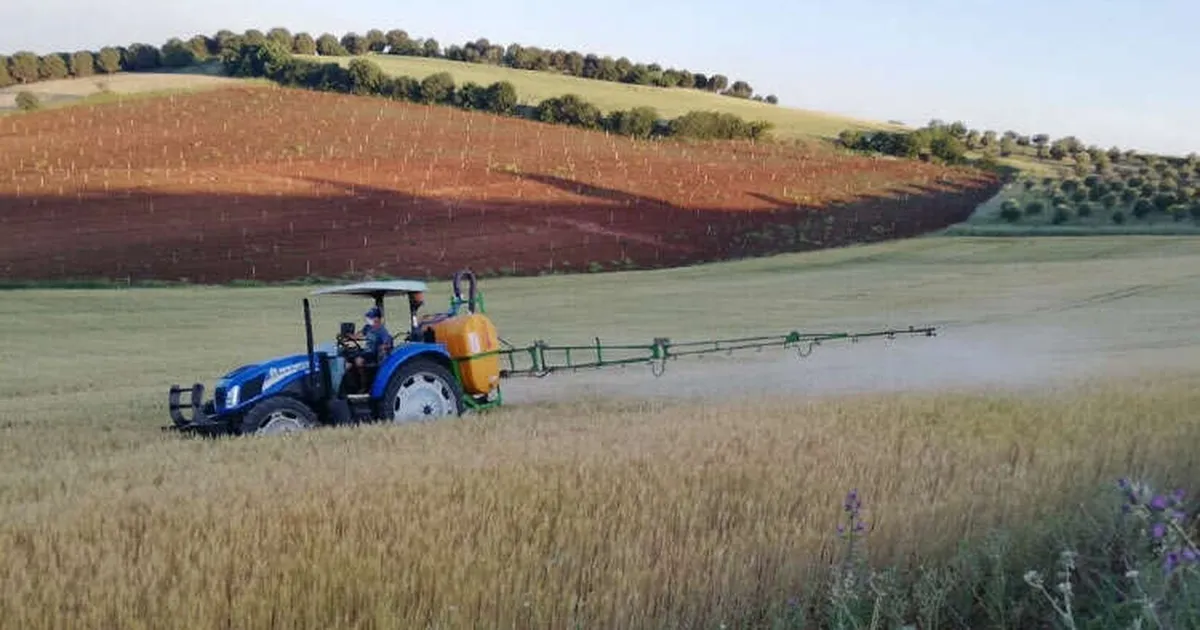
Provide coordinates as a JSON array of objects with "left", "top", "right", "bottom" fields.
[
  {"left": 239, "top": 396, "right": 318, "bottom": 436},
  {"left": 381, "top": 357, "right": 464, "bottom": 423}
]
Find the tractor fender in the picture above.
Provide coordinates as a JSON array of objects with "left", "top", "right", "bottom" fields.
[{"left": 370, "top": 344, "right": 454, "bottom": 399}]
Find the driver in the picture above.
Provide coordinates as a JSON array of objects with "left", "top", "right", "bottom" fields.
[
  {"left": 359, "top": 307, "right": 393, "bottom": 361},
  {"left": 343, "top": 307, "right": 393, "bottom": 394}
]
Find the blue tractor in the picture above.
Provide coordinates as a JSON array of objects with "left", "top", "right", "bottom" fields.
[
  {"left": 166, "top": 270, "right": 504, "bottom": 437},
  {"left": 166, "top": 268, "right": 941, "bottom": 438}
]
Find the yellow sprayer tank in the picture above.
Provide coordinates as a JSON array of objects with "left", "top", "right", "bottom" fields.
[{"left": 423, "top": 313, "right": 501, "bottom": 396}]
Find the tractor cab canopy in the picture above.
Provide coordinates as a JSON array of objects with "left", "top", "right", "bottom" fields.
[{"left": 311, "top": 280, "right": 430, "bottom": 342}]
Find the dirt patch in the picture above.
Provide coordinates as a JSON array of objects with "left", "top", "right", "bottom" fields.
[{"left": 0, "top": 85, "right": 999, "bottom": 282}]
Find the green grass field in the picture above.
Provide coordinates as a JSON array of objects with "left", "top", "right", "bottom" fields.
[
  {"left": 0, "top": 65, "right": 261, "bottom": 113},
  {"left": 3, "top": 236, "right": 1200, "bottom": 628},
  {"left": 296, "top": 53, "right": 902, "bottom": 140}
]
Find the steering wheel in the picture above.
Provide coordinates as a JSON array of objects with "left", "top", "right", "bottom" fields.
[{"left": 337, "top": 332, "right": 364, "bottom": 352}]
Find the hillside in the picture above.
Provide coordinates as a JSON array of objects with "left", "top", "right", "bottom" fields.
[
  {"left": 0, "top": 84, "right": 997, "bottom": 284},
  {"left": 0, "top": 68, "right": 245, "bottom": 111},
  {"left": 297, "top": 54, "right": 901, "bottom": 140}
]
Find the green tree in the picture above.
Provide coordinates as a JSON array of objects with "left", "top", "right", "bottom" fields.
[
  {"left": 418, "top": 71, "right": 456, "bottom": 104},
  {"left": 1111, "top": 210, "right": 1126, "bottom": 224},
  {"left": 484, "top": 81, "right": 517, "bottom": 114},
  {"left": 1101, "top": 192, "right": 1118, "bottom": 209},
  {"left": 666, "top": 110, "right": 771, "bottom": 140},
  {"left": 765, "top": 94, "right": 778, "bottom": 105},
  {"left": 927, "top": 133, "right": 966, "bottom": 163},
  {"left": 1120, "top": 188, "right": 1138, "bottom": 204},
  {"left": 1132, "top": 198, "right": 1154, "bottom": 219},
  {"left": 965, "top": 129, "right": 982, "bottom": 149},
  {"left": 838, "top": 129, "right": 864, "bottom": 149},
  {"left": 213, "top": 30, "right": 241, "bottom": 55},
  {"left": 422, "top": 39, "right": 440, "bottom": 57},
  {"left": 706, "top": 74, "right": 728, "bottom": 92},
  {"left": 222, "top": 40, "right": 292, "bottom": 80},
  {"left": 1032, "top": 134, "right": 1050, "bottom": 158},
  {"left": 346, "top": 58, "right": 384, "bottom": 95},
  {"left": 37, "top": 54, "right": 69, "bottom": 80},
  {"left": 186, "top": 35, "right": 211, "bottom": 60},
  {"left": 69, "top": 51, "right": 94, "bottom": 77},
  {"left": 96, "top": 47, "right": 121, "bottom": 74},
  {"left": 378, "top": 75, "right": 418, "bottom": 100},
  {"left": 1049, "top": 140, "right": 1068, "bottom": 161},
  {"left": 242, "top": 29, "right": 267, "bottom": 46},
  {"left": 161, "top": 38, "right": 198, "bottom": 67},
  {"left": 0, "top": 57, "right": 12, "bottom": 87},
  {"left": 1025, "top": 200, "right": 1045, "bottom": 215},
  {"left": 1076, "top": 202, "right": 1093, "bottom": 217},
  {"left": 124, "top": 44, "right": 161, "bottom": 70},
  {"left": 1051, "top": 204, "right": 1071, "bottom": 224},
  {"left": 536, "top": 94, "right": 603, "bottom": 129},
  {"left": 341, "top": 33, "right": 370, "bottom": 55},
  {"left": 384, "top": 29, "right": 410, "bottom": 53},
  {"left": 1153, "top": 192, "right": 1177, "bottom": 211},
  {"left": 999, "top": 199, "right": 1021, "bottom": 222},
  {"left": 15, "top": 90, "right": 40, "bottom": 111},
  {"left": 316, "top": 34, "right": 346, "bottom": 56},
  {"left": 998, "top": 136, "right": 1016, "bottom": 156},
  {"left": 724, "top": 80, "right": 753, "bottom": 98},
  {"left": 267, "top": 27, "right": 293, "bottom": 49},
  {"left": 293, "top": 33, "right": 317, "bottom": 55},
  {"left": 365, "top": 29, "right": 387, "bottom": 52},
  {"left": 606, "top": 106, "right": 659, "bottom": 138}
]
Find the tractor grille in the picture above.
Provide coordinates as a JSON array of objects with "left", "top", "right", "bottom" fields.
[{"left": 213, "top": 386, "right": 226, "bottom": 411}]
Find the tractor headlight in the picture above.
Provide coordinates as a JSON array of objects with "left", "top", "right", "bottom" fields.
[{"left": 225, "top": 385, "right": 240, "bottom": 408}]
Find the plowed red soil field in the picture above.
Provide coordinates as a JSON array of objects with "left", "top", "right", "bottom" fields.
[{"left": 0, "top": 85, "right": 999, "bottom": 283}]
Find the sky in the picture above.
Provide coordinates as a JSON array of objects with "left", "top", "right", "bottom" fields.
[{"left": 2, "top": 0, "right": 1197, "bottom": 156}]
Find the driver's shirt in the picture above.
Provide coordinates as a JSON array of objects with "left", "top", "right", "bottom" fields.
[{"left": 362, "top": 324, "right": 392, "bottom": 357}]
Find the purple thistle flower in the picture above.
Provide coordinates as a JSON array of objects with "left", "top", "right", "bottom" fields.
[
  {"left": 837, "top": 524, "right": 845, "bottom": 535},
  {"left": 1151, "top": 495, "right": 1168, "bottom": 511},
  {"left": 1165, "top": 552, "right": 1180, "bottom": 575},
  {"left": 1172, "top": 489, "right": 1186, "bottom": 504},
  {"left": 854, "top": 520, "right": 866, "bottom": 533},
  {"left": 1118, "top": 478, "right": 1131, "bottom": 490},
  {"left": 1152, "top": 523, "right": 1167, "bottom": 539},
  {"left": 843, "top": 489, "right": 861, "bottom": 514},
  {"left": 1183, "top": 548, "right": 1198, "bottom": 564}
]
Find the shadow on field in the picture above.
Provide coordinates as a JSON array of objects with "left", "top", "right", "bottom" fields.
[{"left": 0, "top": 173, "right": 1000, "bottom": 283}]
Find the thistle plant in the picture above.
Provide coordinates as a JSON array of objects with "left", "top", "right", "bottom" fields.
[
  {"left": 826, "top": 488, "right": 876, "bottom": 628},
  {"left": 1117, "top": 478, "right": 1199, "bottom": 577}
]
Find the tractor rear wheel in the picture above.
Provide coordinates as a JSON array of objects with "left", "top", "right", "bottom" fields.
[
  {"left": 381, "top": 357, "right": 464, "bottom": 423},
  {"left": 240, "top": 396, "right": 318, "bottom": 436}
]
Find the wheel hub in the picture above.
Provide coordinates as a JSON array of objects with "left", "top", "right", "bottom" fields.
[
  {"left": 258, "top": 410, "right": 309, "bottom": 435},
  {"left": 392, "top": 372, "right": 457, "bottom": 422}
]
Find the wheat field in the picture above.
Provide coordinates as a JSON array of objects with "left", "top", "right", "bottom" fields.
[{"left": 2, "top": 236, "right": 1199, "bottom": 628}]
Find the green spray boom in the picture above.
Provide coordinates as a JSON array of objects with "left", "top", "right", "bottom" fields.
[{"left": 493, "top": 326, "right": 937, "bottom": 378}]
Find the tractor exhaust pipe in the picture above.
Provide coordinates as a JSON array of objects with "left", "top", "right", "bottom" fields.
[{"left": 303, "top": 298, "right": 317, "bottom": 398}]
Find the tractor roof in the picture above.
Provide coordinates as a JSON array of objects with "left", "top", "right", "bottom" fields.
[{"left": 310, "top": 280, "right": 428, "bottom": 298}]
